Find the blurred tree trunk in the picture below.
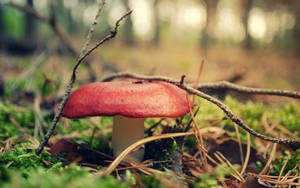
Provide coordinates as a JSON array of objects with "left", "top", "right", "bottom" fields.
[
  {"left": 152, "top": 0, "right": 160, "bottom": 45},
  {"left": 239, "top": 0, "right": 252, "bottom": 49},
  {"left": 121, "top": 0, "right": 134, "bottom": 45},
  {"left": 201, "top": 0, "right": 218, "bottom": 54},
  {"left": 0, "top": 4, "right": 3, "bottom": 49},
  {"left": 65, "top": 8, "right": 76, "bottom": 34},
  {"left": 291, "top": 1, "right": 300, "bottom": 57},
  {"left": 54, "top": 0, "right": 65, "bottom": 20},
  {"left": 25, "top": 0, "right": 36, "bottom": 40}
]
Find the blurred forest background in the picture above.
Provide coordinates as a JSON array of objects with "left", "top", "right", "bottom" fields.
[{"left": 1, "top": 0, "right": 300, "bottom": 97}]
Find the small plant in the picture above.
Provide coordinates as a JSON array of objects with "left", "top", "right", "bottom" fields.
[{"left": 271, "top": 149, "right": 300, "bottom": 176}]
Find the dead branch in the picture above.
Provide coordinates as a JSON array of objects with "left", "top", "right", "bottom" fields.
[
  {"left": 197, "top": 81, "right": 300, "bottom": 99},
  {"left": 6, "top": 0, "right": 106, "bottom": 81},
  {"left": 79, "top": 0, "right": 106, "bottom": 58},
  {"left": 102, "top": 72, "right": 300, "bottom": 145},
  {"left": 35, "top": 2, "right": 133, "bottom": 155}
]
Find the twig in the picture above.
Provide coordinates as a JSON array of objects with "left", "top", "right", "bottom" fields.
[
  {"left": 240, "top": 132, "right": 251, "bottom": 175},
  {"left": 170, "top": 147, "right": 183, "bottom": 176},
  {"left": 278, "top": 155, "right": 289, "bottom": 182},
  {"left": 35, "top": 7, "right": 133, "bottom": 155},
  {"left": 233, "top": 123, "right": 244, "bottom": 166},
  {"left": 171, "top": 107, "right": 200, "bottom": 177},
  {"left": 214, "top": 151, "right": 244, "bottom": 182},
  {"left": 260, "top": 143, "right": 277, "bottom": 175},
  {"left": 197, "top": 81, "right": 300, "bottom": 99},
  {"left": 33, "top": 94, "right": 45, "bottom": 138},
  {"left": 184, "top": 107, "right": 200, "bottom": 132},
  {"left": 180, "top": 75, "right": 186, "bottom": 85},
  {"left": 192, "top": 59, "right": 205, "bottom": 103},
  {"left": 72, "top": 10, "right": 133, "bottom": 76},
  {"left": 102, "top": 72, "right": 300, "bottom": 145},
  {"left": 188, "top": 103, "right": 208, "bottom": 170},
  {"left": 7, "top": 0, "right": 102, "bottom": 82},
  {"left": 79, "top": 0, "right": 105, "bottom": 58}
]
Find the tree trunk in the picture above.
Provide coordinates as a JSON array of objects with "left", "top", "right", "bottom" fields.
[
  {"left": 121, "top": 0, "right": 134, "bottom": 45},
  {"left": 0, "top": 4, "right": 4, "bottom": 49},
  {"left": 291, "top": 0, "right": 300, "bottom": 56},
  {"left": 152, "top": 0, "right": 160, "bottom": 45},
  {"left": 25, "top": 0, "right": 36, "bottom": 40},
  {"left": 201, "top": 0, "right": 218, "bottom": 54},
  {"left": 239, "top": 0, "right": 252, "bottom": 49}
]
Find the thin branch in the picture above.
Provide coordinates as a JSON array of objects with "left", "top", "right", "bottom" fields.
[
  {"left": 79, "top": 0, "right": 105, "bottom": 58},
  {"left": 35, "top": 7, "right": 132, "bottom": 155},
  {"left": 197, "top": 81, "right": 300, "bottom": 99},
  {"left": 7, "top": 0, "right": 106, "bottom": 82},
  {"left": 73, "top": 10, "right": 133, "bottom": 76},
  {"left": 102, "top": 72, "right": 300, "bottom": 145}
]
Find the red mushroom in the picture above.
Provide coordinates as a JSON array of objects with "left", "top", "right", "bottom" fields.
[{"left": 62, "top": 81, "right": 193, "bottom": 161}]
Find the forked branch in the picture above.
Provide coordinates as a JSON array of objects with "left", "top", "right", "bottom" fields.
[
  {"left": 102, "top": 72, "right": 300, "bottom": 145},
  {"left": 35, "top": 5, "right": 133, "bottom": 155}
]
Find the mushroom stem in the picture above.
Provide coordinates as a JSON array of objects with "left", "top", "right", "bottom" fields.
[{"left": 112, "top": 115, "right": 145, "bottom": 161}]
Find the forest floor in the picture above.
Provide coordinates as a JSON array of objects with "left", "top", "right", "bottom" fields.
[{"left": 0, "top": 43, "right": 300, "bottom": 187}]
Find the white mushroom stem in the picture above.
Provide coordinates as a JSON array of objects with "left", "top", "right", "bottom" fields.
[{"left": 112, "top": 115, "right": 145, "bottom": 162}]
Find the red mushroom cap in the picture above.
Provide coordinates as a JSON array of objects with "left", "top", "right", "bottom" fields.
[{"left": 62, "top": 81, "right": 194, "bottom": 118}]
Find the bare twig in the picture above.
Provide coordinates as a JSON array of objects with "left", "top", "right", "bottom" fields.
[
  {"left": 260, "top": 143, "right": 277, "bottom": 175},
  {"left": 33, "top": 94, "right": 45, "bottom": 138},
  {"left": 240, "top": 132, "right": 251, "bottom": 175},
  {"left": 35, "top": 7, "right": 133, "bottom": 155},
  {"left": 214, "top": 151, "right": 244, "bottom": 182},
  {"left": 233, "top": 123, "right": 244, "bottom": 166},
  {"left": 79, "top": 0, "right": 105, "bottom": 58},
  {"left": 72, "top": 10, "right": 133, "bottom": 76},
  {"left": 197, "top": 81, "right": 300, "bottom": 99},
  {"left": 277, "top": 155, "right": 289, "bottom": 182},
  {"left": 7, "top": 0, "right": 104, "bottom": 83},
  {"left": 102, "top": 72, "right": 300, "bottom": 145},
  {"left": 192, "top": 59, "right": 205, "bottom": 103}
]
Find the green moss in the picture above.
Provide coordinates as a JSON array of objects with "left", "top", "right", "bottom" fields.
[
  {"left": 0, "top": 102, "right": 35, "bottom": 139},
  {"left": 0, "top": 144, "right": 59, "bottom": 170},
  {"left": 191, "top": 163, "right": 238, "bottom": 188},
  {"left": 144, "top": 138, "right": 176, "bottom": 169},
  {"left": 1, "top": 91, "right": 300, "bottom": 187},
  {"left": 270, "top": 149, "right": 300, "bottom": 176},
  {"left": 140, "top": 174, "right": 168, "bottom": 188},
  {"left": 0, "top": 165, "right": 129, "bottom": 188}
]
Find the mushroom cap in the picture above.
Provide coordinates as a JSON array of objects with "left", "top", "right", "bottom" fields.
[{"left": 62, "top": 81, "right": 193, "bottom": 118}]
